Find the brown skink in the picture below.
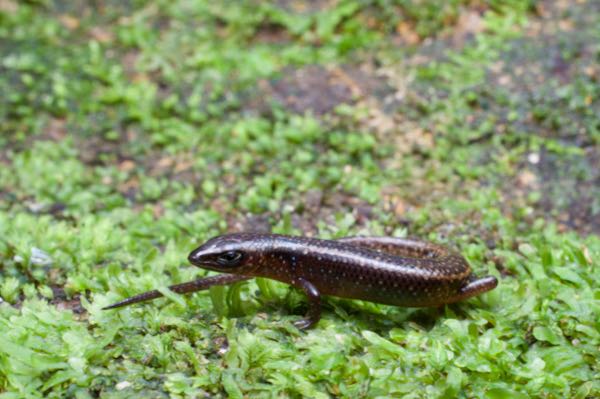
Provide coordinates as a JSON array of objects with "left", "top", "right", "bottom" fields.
[{"left": 104, "top": 233, "right": 498, "bottom": 329}]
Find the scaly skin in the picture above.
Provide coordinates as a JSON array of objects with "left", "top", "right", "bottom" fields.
[{"left": 104, "top": 234, "right": 498, "bottom": 329}]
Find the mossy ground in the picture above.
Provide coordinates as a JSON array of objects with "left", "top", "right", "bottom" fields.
[{"left": 0, "top": 1, "right": 598, "bottom": 398}]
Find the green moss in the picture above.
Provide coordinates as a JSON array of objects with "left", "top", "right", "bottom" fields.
[{"left": 0, "top": 1, "right": 598, "bottom": 397}]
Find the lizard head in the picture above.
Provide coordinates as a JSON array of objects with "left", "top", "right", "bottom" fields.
[{"left": 188, "top": 233, "right": 266, "bottom": 275}]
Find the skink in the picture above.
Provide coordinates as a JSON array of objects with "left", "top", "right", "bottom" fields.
[{"left": 104, "top": 233, "right": 498, "bottom": 329}]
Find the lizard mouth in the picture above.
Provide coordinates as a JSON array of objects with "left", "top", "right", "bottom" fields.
[{"left": 187, "top": 248, "right": 220, "bottom": 268}]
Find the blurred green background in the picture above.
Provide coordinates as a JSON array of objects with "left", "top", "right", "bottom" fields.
[{"left": 0, "top": 1, "right": 598, "bottom": 398}]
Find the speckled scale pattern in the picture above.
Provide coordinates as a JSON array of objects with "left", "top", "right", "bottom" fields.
[
  {"left": 193, "top": 233, "right": 494, "bottom": 308},
  {"left": 106, "top": 233, "right": 497, "bottom": 328}
]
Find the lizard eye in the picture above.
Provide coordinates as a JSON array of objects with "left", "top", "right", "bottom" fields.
[{"left": 217, "top": 251, "right": 243, "bottom": 266}]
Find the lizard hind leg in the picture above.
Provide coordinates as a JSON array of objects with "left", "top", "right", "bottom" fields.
[{"left": 452, "top": 275, "right": 498, "bottom": 303}]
